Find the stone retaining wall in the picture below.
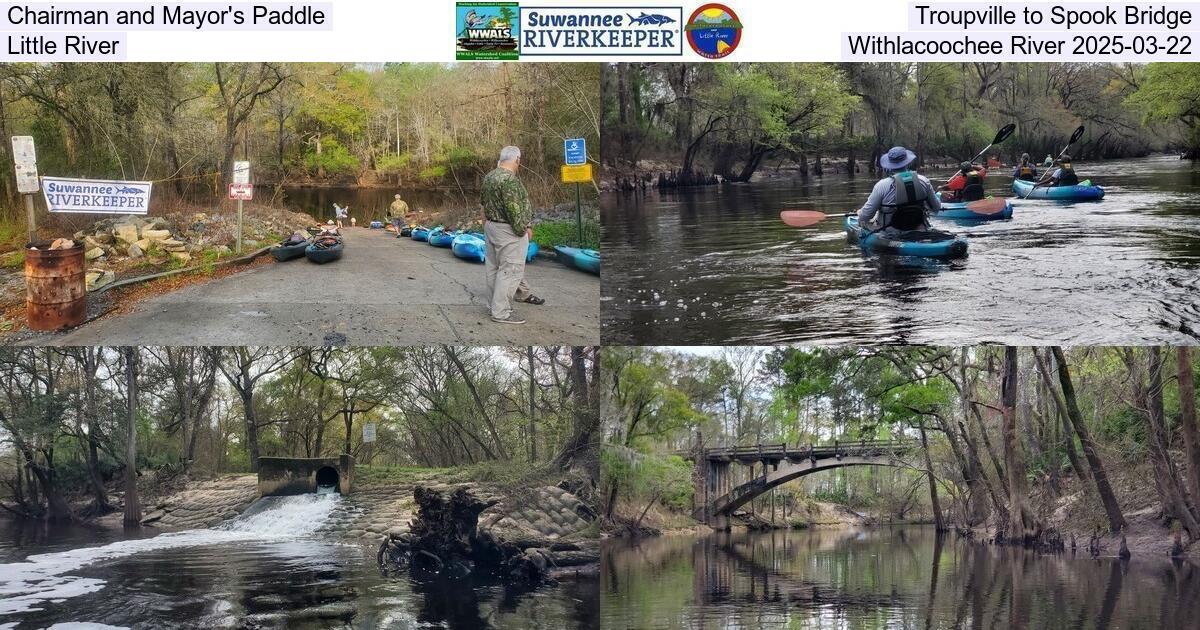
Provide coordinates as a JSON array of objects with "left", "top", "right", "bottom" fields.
[{"left": 141, "top": 475, "right": 259, "bottom": 530}]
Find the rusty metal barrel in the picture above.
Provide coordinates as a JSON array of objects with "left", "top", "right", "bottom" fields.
[{"left": 25, "top": 241, "right": 86, "bottom": 330}]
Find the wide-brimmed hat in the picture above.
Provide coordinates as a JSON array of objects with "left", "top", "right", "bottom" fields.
[{"left": 879, "top": 146, "right": 917, "bottom": 171}]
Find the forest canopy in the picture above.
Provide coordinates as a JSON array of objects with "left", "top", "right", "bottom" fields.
[
  {"left": 0, "top": 346, "right": 600, "bottom": 522},
  {"left": 602, "top": 62, "right": 1200, "bottom": 182}
]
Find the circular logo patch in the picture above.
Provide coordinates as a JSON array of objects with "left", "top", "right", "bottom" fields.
[{"left": 685, "top": 4, "right": 742, "bottom": 59}]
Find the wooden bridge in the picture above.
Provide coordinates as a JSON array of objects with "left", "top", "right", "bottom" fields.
[{"left": 686, "top": 440, "right": 915, "bottom": 528}]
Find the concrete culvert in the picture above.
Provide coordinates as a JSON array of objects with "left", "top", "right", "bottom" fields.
[{"left": 316, "top": 466, "right": 340, "bottom": 493}]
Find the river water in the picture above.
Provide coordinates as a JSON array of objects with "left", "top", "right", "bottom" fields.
[
  {"left": 601, "top": 526, "right": 1200, "bottom": 630},
  {"left": 601, "top": 155, "right": 1200, "bottom": 345},
  {"left": 278, "top": 186, "right": 476, "bottom": 224},
  {"left": 0, "top": 495, "right": 597, "bottom": 629}
]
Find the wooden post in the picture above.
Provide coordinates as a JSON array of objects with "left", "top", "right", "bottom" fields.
[{"left": 23, "top": 193, "right": 36, "bottom": 244}]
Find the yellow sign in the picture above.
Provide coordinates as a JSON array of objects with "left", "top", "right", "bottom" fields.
[{"left": 561, "top": 163, "right": 592, "bottom": 184}]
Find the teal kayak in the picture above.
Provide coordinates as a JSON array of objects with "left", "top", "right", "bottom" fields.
[
  {"left": 452, "top": 233, "right": 486, "bottom": 263},
  {"left": 452, "top": 233, "right": 539, "bottom": 263},
  {"left": 1012, "top": 178, "right": 1104, "bottom": 200},
  {"left": 412, "top": 227, "right": 430, "bottom": 241},
  {"left": 843, "top": 216, "right": 967, "bottom": 259},
  {"left": 934, "top": 197, "right": 1013, "bottom": 221},
  {"left": 428, "top": 228, "right": 456, "bottom": 248},
  {"left": 555, "top": 245, "right": 600, "bottom": 274}
]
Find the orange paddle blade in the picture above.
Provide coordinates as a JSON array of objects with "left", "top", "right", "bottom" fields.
[
  {"left": 780, "top": 210, "right": 829, "bottom": 228},
  {"left": 965, "top": 198, "right": 1010, "bottom": 215}
]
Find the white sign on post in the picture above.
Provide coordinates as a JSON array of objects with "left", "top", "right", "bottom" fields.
[
  {"left": 232, "top": 161, "right": 251, "bottom": 185},
  {"left": 41, "top": 177, "right": 152, "bottom": 214},
  {"left": 11, "top": 136, "right": 38, "bottom": 193},
  {"left": 228, "top": 183, "right": 253, "bottom": 200},
  {"left": 362, "top": 423, "right": 377, "bottom": 443}
]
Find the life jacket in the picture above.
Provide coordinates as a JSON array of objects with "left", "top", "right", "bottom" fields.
[
  {"left": 881, "top": 171, "right": 928, "bottom": 231},
  {"left": 1055, "top": 163, "right": 1079, "bottom": 186},
  {"left": 1016, "top": 164, "right": 1036, "bottom": 181},
  {"left": 960, "top": 169, "right": 986, "bottom": 201}
]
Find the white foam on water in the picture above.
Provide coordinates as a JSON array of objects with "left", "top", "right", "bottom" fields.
[{"left": 0, "top": 493, "right": 341, "bottom": 616}]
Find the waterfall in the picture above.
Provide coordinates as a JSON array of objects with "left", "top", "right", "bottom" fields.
[{"left": 0, "top": 494, "right": 342, "bottom": 616}]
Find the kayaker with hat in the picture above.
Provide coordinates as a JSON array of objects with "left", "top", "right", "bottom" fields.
[
  {"left": 940, "top": 161, "right": 988, "bottom": 202},
  {"left": 858, "top": 146, "right": 941, "bottom": 233}
]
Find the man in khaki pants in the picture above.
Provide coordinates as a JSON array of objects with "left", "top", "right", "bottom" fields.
[{"left": 482, "top": 146, "right": 544, "bottom": 324}]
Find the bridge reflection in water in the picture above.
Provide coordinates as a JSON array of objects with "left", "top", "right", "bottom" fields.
[
  {"left": 683, "top": 440, "right": 914, "bottom": 528},
  {"left": 601, "top": 527, "right": 1200, "bottom": 630}
]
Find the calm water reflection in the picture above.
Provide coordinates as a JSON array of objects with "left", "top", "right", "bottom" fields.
[
  {"left": 601, "top": 155, "right": 1200, "bottom": 345},
  {"left": 601, "top": 527, "right": 1200, "bottom": 630}
]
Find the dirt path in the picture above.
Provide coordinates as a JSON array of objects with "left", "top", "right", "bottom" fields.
[{"left": 25, "top": 228, "right": 599, "bottom": 346}]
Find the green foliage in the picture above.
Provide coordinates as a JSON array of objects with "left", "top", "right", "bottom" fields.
[
  {"left": 531, "top": 218, "right": 600, "bottom": 250},
  {"left": 601, "top": 446, "right": 693, "bottom": 512},
  {"left": 418, "top": 165, "right": 448, "bottom": 181},
  {"left": 303, "top": 138, "right": 360, "bottom": 177},
  {"left": 1126, "top": 63, "right": 1200, "bottom": 149},
  {"left": 375, "top": 153, "right": 412, "bottom": 173}
]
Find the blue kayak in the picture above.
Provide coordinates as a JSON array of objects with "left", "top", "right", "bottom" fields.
[
  {"left": 428, "top": 228, "right": 456, "bottom": 248},
  {"left": 369, "top": 220, "right": 384, "bottom": 229},
  {"left": 452, "top": 233, "right": 486, "bottom": 263},
  {"left": 1012, "top": 178, "right": 1104, "bottom": 200},
  {"left": 935, "top": 197, "right": 1013, "bottom": 221},
  {"left": 555, "top": 245, "right": 600, "bottom": 275},
  {"left": 411, "top": 227, "right": 430, "bottom": 242},
  {"left": 843, "top": 216, "right": 967, "bottom": 259},
  {"left": 452, "top": 233, "right": 540, "bottom": 263}
]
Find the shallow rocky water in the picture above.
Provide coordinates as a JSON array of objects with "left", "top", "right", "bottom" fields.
[{"left": 602, "top": 155, "right": 1200, "bottom": 345}]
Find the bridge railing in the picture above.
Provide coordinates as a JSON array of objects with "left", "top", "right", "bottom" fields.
[{"left": 699, "top": 439, "right": 914, "bottom": 461}]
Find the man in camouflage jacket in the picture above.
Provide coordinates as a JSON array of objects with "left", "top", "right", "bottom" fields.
[{"left": 481, "top": 146, "right": 543, "bottom": 324}]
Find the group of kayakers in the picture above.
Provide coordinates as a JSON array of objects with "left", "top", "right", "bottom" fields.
[{"left": 858, "top": 145, "right": 1087, "bottom": 234}]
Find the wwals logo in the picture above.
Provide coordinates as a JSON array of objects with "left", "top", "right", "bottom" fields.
[{"left": 456, "top": 2, "right": 520, "bottom": 60}]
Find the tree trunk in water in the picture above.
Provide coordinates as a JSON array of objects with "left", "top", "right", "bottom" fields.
[
  {"left": 1051, "top": 347, "right": 1126, "bottom": 533},
  {"left": 123, "top": 348, "right": 142, "bottom": 525},
  {"left": 919, "top": 423, "right": 945, "bottom": 531},
  {"left": 1178, "top": 347, "right": 1200, "bottom": 512},
  {"left": 1000, "top": 347, "right": 1038, "bottom": 542}
]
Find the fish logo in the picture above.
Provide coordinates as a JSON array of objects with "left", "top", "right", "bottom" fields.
[
  {"left": 114, "top": 186, "right": 143, "bottom": 194},
  {"left": 685, "top": 3, "right": 742, "bottom": 59},
  {"left": 627, "top": 12, "right": 677, "bottom": 26}
]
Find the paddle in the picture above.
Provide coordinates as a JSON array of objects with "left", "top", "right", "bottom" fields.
[
  {"left": 780, "top": 210, "right": 830, "bottom": 228},
  {"left": 967, "top": 123, "right": 1017, "bottom": 165},
  {"left": 1023, "top": 125, "right": 1086, "bottom": 199}
]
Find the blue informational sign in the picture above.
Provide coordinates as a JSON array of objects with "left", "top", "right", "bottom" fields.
[{"left": 564, "top": 138, "right": 586, "bottom": 165}]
